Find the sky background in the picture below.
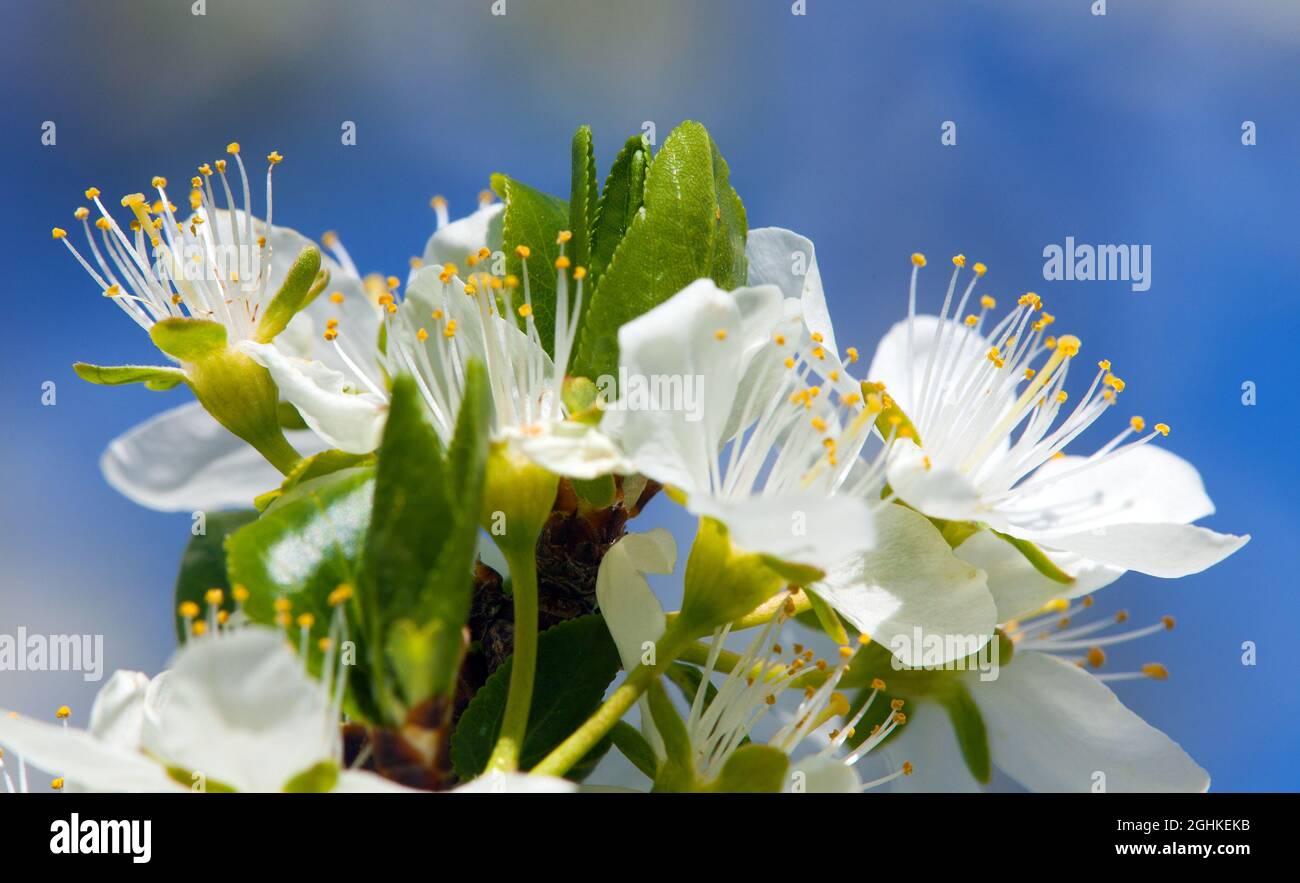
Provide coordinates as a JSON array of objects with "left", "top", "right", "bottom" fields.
[{"left": 1, "top": 0, "right": 1296, "bottom": 791}]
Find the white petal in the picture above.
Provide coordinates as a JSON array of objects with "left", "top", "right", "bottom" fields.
[
  {"left": 240, "top": 341, "right": 388, "bottom": 454},
  {"left": 885, "top": 441, "right": 997, "bottom": 524},
  {"left": 154, "top": 628, "right": 334, "bottom": 793},
  {"left": 689, "top": 492, "right": 877, "bottom": 572},
  {"left": 595, "top": 530, "right": 675, "bottom": 761},
  {"left": 100, "top": 402, "right": 325, "bottom": 512},
  {"left": 610, "top": 279, "right": 784, "bottom": 494},
  {"left": 971, "top": 650, "right": 1209, "bottom": 792},
  {"left": 513, "top": 422, "right": 632, "bottom": 480},
  {"left": 454, "top": 771, "right": 577, "bottom": 793},
  {"left": 955, "top": 530, "right": 1124, "bottom": 623},
  {"left": 866, "top": 315, "right": 991, "bottom": 419},
  {"left": 789, "top": 753, "right": 861, "bottom": 793},
  {"left": 422, "top": 202, "right": 504, "bottom": 268},
  {"left": 813, "top": 504, "right": 996, "bottom": 666},
  {"left": 0, "top": 711, "right": 182, "bottom": 792},
  {"left": 286, "top": 265, "right": 385, "bottom": 390},
  {"left": 1005, "top": 445, "right": 1218, "bottom": 535},
  {"left": 87, "top": 670, "right": 151, "bottom": 749},
  {"left": 746, "top": 226, "right": 836, "bottom": 357},
  {"left": 596, "top": 530, "right": 675, "bottom": 670},
  {"left": 880, "top": 701, "right": 983, "bottom": 793},
  {"left": 1017, "top": 522, "right": 1249, "bottom": 579}
]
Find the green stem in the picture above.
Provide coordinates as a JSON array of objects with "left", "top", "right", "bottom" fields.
[
  {"left": 532, "top": 620, "right": 692, "bottom": 778},
  {"left": 254, "top": 430, "right": 303, "bottom": 476},
  {"left": 486, "top": 549, "right": 540, "bottom": 772}
]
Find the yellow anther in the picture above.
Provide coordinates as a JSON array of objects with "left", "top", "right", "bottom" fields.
[
  {"left": 902, "top": 761, "right": 914, "bottom": 776},
  {"left": 267, "top": 151, "right": 283, "bottom": 164},
  {"left": 516, "top": 303, "right": 533, "bottom": 319},
  {"left": 837, "top": 646, "right": 854, "bottom": 659},
  {"left": 204, "top": 588, "right": 224, "bottom": 606},
  {"left": 104, "top": 282, "right": 123, "bottom": 297},
  {"left": 226, "top": 142, "right": 240, "bottom": 155},
  {"left": 893, "top": 712, "right": 907, "bottom": 725},
  {"left": 953, "top": 254, "right": 966, "bottom": 267},
  {"left": 923, "top": 455, "right": 932, "bottom": 470},
  {"left": 430, "top": 195, "right": 447, "bottom": 209},
  {"left": 871, "top": 678, "right": 887, "bottom": 691},
  {"left": 463, "top": 283, "right": 476, "bottom": 296},
  {"left": 198, "top": 164, "right": 213, "bottom": 176},
  {"left": 980, "top": 295, "right": 996, "bottom": 310},
  {"left": 1154, "top": 422, "right": 1170, "bottom": 436},
  {"left": 1023, "top": 368, "right": 1036, "bottom": 379},
  {"left": 1162, "top": 615, "right": 1176, "bottom": 630},
  {"left": 273, "top": 598, "right": 292, "bottom": 613},
  {"left": 56, "top": 705, "right": 71, "bottom": 719},
  {"left": 973, "top": 262, "right": 987, "bottom": 276},
  {"left": 432, "top": 309, "right": 444, "bottom": 320},
  {"left": 330, "top": 291, "right": 345, "bottom": 304},
  {"left": 151, "top": 176, "right": 167, "bottom": 188},
  {"left": 416, "top": 328, "right": 429, "bottom": 342},
  {"left": 52, "top": 778, "right": 65, "bottom": 790},
  {"left": 1055, "top": 390, "right": 1068, "bottom": 403},
  {"left": 573, "top": 266, "right": 587, "bottom": 280},
  {"left": 556, "top": 230, "right": 572, "bottom": 244},
  {"left": 773, "top": 333, "right": 786, "bottom": 346},
  {"left": 515, "top": 245, "right": 531, "bottom": 259},
  {"left": 318, "top": 637, "right": 332, "bottom": 653},
  {"left": 232, "top": 584, "right": 250, "bottom": 603},
  {"left": 505, "top": 274, "right": 520, "bottom": 289},
  {"left": 811, "top": 346, "right": 826, "bottom": 360},
  {"left": 1098, "top": 359, "right": 1111, "bottom": 372},
  {"left": 1018, "top": 292, "right": 1041, "bottom": 310},
  {"left": 1115, "top": 609, "right": 1130, "bottom": 623},
  {"left": 811, "top": 416, "right": 828, "bottom": 432},
  {"left": 1055, "top": 334, "right": 1081, "bottom": 357},
  {"left": 811, "top": 331, "right": 824, "bottom": 343},
  {"left": 328, "top": 584, "right": 354, "bottom": 606},
  {"left": 911, "top": 252, "right": 926, "bottom": 267},
  {"left": 178, "top": 601, "right": 200, "bottom": 619},
  {"left": 964, "top": 314, "right": 979, "bottom": 327},
  {"left": 85, "top": 186, "right": 101, "bottom": 200},
  {"left": 296, "top": 613, "right": 315, "bottom": 629},
  {"left": 845, "top": 346, "right": 859, "bottom": 363},
  {"left": 783, "top": 356, "right": 795, "bottom": 370},
  {"left": 323, "top": 329, "right": 338, "bottom": 342},
  {"left": 1142, "top": 662, "right": 1169, "bottom": 681},
  {"left": 51, "top": 227, "right": 67, "bottom": 239},
  {"left": 555, "top": 255, "right": 571, "bottom": 269},
  {"left": 714, "top": 328, "right": 728, "bottom": 341},
  {"left": 478, "top": 189, "right": 494, "bottom": 204},
  {"left": 1087, "top": 647, "right": 1106, "bottom": 668},
  {"left": 386, "top": 276, "right": 400, "bottom": 290},
  {"left": 217, "top": 610, "right": 229, "bottom": 626},
  {"left": 1104, "top": 374, "right": 1125, "bottom": 392},
  {"left": 444, "top": 320, "right": 458, "bottom": 338},
  {"left": 190, "top": 189, "right": 202, "bottom": 210},
  {"left": 409, "top": 257, "right": 423, "bottom": 270},
  {"left": 215, "top": 159, "right": 226, "bottom": 173},
  {"left": 73, "top": 207, "right": 89, "bottom": 220},
  {"left": 890, "top": 698, "right": 905, "bottom": 712}
]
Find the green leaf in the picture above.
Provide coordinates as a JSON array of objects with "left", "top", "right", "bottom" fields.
[
  {"left": 172, "top": 509, "right": 258, "bottom": 643},
  {"left": 149, "top": 317, "right": 228, "bottom": 361},
  {"left": 647, "top": 678, "right": 697, "bottom": 792},
  {"left": 253, "top": 449, "right": 375, "bottom": 511},
  {"left": 587, "top": 133, "right": 650, "bottom": 287},
  {"left": 573, "top": 121, "right": 749, "bottom": 381},
  {"left": 939, "top": 685, "right": 992, "bottom": 784},
  {"left": 281, "top": 760, "right": 340, "bottom": 793},
  {"left": 709, "top": 744, "right": 789, "bottom": 793},
  {"left": 992, "top": 530, "right": 1076, "bottom": 585},
  {"left": 609, "top": 720, "right": 659, "bottom": 781},
  {"left": 568, "top": 125, "right": 598, "bottom": 273},
  {"left": 492, "top": 173, "right": 570, "bottom": 357},
  {"left": 255, "top": 245, "right": 322, "bottom": 343},
  {"left": 225, "top": 465, "right": 380, "bottom": 720},
  {"left": 450, "top": 614, "right": 622, "bottom": 780},
  {"left": 73, "top": 362, "right": 187, "bottom": 391}
]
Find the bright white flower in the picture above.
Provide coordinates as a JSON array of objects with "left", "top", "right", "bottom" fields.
[
  {"left": 245, "top": 200, "right": 627, "bottom": 478},
  {"left": 597, "top": 532, "right": 914, "bottom": 792},
  {"left": 55, "top": 144, "right": 378, "bottom": 511},
  {"left": 867, "top": 254, "right": 1248, "bottom": 598},
  {"left": 0, "top": 628, "right": 573, "bottom": 794},
  {"left": 881, "top": 588, "right": 1207, "bottom": 793},
  {"left": 604, "top": 230, "right": 996, "bottom": 663}
]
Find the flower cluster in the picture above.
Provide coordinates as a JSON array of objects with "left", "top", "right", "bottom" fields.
[{"left": 10, "top": 123, "right": 1246, "bottom": 794}]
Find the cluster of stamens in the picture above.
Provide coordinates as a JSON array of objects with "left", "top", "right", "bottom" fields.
[{"left": 1005, "top": 595, "right": 1175, "bottom": 683}]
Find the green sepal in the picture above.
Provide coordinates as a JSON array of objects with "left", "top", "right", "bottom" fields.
[
  {"left": 571, "top": 474, "right": 616, "bottom": 508},
  {"left": 281, "top": 760, "right": 340, "bottom": 793},
  {"left": 480, "top": 441, "right": 560, "bottom": 560},
  {"left": 149, "top": 317, "right": 228, "bottom": 361},
  {"left": 708, "top": 744, "right": 789, "bottom": 793},
  {"left": 561, "top": 375, "right": 603, "bottom": 424},
  {"left": 992, "top": 530, "right": 1076, "bottom": 584},
  {"left": 647, "top": 679, "right": 697, "bottom": 793},
  {"left": 609, "top": 720, "right": 660, "bottom": 781},
  {"left": 255, "top": 245, "right": 322, "bottom": 343},
  {"left": 73, "top": 362, "right": 187, "bottom": 391},
  {"left": 805, "top": 588, "right": 849, "bottom": 645},
  {"left": 938, "top": 686, "right": 992, "bottom": 784},
  {"left": 677, "top": 517, "right": 786, "bottom": 639}
]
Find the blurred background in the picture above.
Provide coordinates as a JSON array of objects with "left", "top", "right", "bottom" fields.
[{"left": 1, "top": 0, "right": 1296, "bottom": 790}]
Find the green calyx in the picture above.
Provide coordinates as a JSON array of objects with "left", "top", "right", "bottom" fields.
[
  {"left": 676, "top": 517, "right": 788, "bottom": 639},
  {"left": 480, "top": 441, "right": 560, "bottom": 560},
  {"left": 149, "top": 317, "right": 301, "bottom": 475}
]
